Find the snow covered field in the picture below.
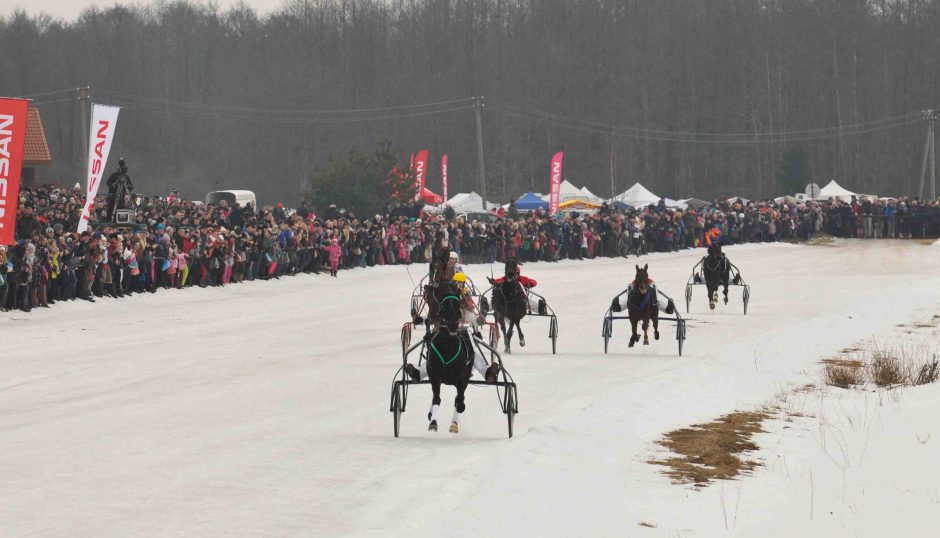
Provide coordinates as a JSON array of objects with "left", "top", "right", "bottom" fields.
[{"left": 2, "top": 240, "right": 940, "bottom": 537}]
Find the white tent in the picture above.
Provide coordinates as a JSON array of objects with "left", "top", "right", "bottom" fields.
[
  {"left": 558, "top": 180, "right": 585, "bottom": 201},
  {"left": 578, "top": 186, "right": 605, "bottom": 204},
  {"left": 610, "top": 182, "right": 661, "bottom": 208},
  {"left": 664, "top": 198, "right": 688, "bottom": 210},
  {"left": 819, "top": 180, "right": 857, "bottom": 202},
  {"left": 446, "top": 192, "right": 498, "bottom": 213}
]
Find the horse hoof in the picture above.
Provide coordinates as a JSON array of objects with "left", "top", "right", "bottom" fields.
[
  {"left": 449, "top": 422, "right": 459, "bottom": 434},
  {"left": 709, "top": 302, "right": 716, "bottom": 310},
  {"left": 643, "top": 339, "right": 649, "bottom": 345},
  {"left": 628, "top": 340, "right": 636, "bottom": 348},
  {"left": 654, "top": 332, "right": 660, "bottom": 341},
  {"left": 519, "top": 338, "right": 525, "bottom": 347},
  {"left": 723, "top": 297, "right": 728, "bottom": 305},
  {"left": 429, "top": 420, "right": 438, "bottom": 432}
]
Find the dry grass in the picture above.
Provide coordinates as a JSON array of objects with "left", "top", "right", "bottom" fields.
[
  {"left": 914, "top": 360, "right": 940, "bottom": 386},
  {"left": 650, "top": 411, "right": 770, "bottom": 486},
  {"left": 638, "top": 521, "right": 657, "bottom": 529},
  {"left": 825, "top": 364, "right": 864, "bottom": 388},
  {"left": 821, "top": 340, "right": 940, "bottom": 389},
  {"left": 871, "top": 352, "right": 907, "bottom": 387}
]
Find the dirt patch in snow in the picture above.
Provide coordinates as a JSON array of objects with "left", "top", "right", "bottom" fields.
[{"left": 650, "top": 410, "right": 770, "bottom": 486}]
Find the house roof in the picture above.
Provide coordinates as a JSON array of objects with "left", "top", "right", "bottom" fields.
[{"left": 24, "top": 108, "right": 52, "bottom": 165}]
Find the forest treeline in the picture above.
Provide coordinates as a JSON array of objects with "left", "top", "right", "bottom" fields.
[{"left": 1, "top": 0, "right": 938, "bottom": 206}]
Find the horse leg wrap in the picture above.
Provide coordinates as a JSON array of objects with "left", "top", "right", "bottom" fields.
[
  {"left": 430, "top": 404, "right": 440, "bottom": 423},
  {"left": 452, "top": 409, "right": 462, "bottom": 424}
]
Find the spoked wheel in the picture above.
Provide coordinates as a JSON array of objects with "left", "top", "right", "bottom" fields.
[
  {"left": 506, "top": 389, "right": 516, "bottom": 438},
  {"left": 549, "top": 316, "right": 558, "bottom": 355},
  {"left": 676, "top": 320, "right": 687, "bottom": 356},
  {"left": 602, "top": 315, "right": 612, "bottom": 354},
  {"left": 743, "top": 285, "right": 750, "bottom": 315},
  {"left": 685, "top": 283, "right": 693, "bottom": 313},
  {"left": 391, "top": 385, "right": 403, "bottom": 438},
  {"left": 400, "top": 325, "right": 412, "bottom": 359}
]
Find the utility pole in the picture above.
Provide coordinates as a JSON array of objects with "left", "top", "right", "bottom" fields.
[
  {"left": 78, "top": 86, "right": 91, "bottom": 184},
  {"left": 609, "top": 131, "right": 616, "bottom": 199},
  {"left": 474, "top": 96, "right": 487, "bottom": 205},
  {"left": 917, "top": 109, "right": 936, "bottom": 200}
]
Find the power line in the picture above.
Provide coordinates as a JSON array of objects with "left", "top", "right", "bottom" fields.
[
  {"left": 492, "top": 101, "right": 923, "bottom": 144},
  {"left": 93, "top": 88, "right": 476, "bottom": 116}
]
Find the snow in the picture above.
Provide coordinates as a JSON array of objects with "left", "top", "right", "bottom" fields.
[{"left": 2, "top": 240, "right": 940, "bottom": 536}]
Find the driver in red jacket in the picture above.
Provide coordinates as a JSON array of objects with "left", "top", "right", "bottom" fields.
[{"left": 488, "top": 259, "right": 546, "bottom": 315}]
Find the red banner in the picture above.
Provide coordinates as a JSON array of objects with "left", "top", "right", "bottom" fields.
[
  {"left": 0, "top": 98, "right": 29, "bottom": 245},
  {"left": 548, "top": 151, "right": 564, "bottom": 216},
  {"left": 413, "top": 149, "right": 428, "bottom": 196},
  {"left": 442, "top": 154, "right": 448, "bottom": 203}
]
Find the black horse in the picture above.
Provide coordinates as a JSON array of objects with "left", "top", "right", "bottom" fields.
[
  {"left": 626, "top": 264, "right": 659, "bottom": 346},
  {"left": 490, "top": 259, "right": 528, "bottom": 354},
  {"left": 702, "top": 244, "right": 731, "bottom": 310},
  {"left": 424, "top": 281, "right": 475, "bottom": 433}
]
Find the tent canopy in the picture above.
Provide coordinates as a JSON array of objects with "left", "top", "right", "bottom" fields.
[
  {"left": 559, "top": 199, "right": 602, "bottom": 210},
  {"left": 611, "top": 182, "right": 661, "bottom": 208},
  {"left": 420, "top": 187, "right": 443, "bottom": 204},
  {"left": 578, "top": 186, "right": 605, "bottom": 203},
  {"left": 558, "top": 179, "right": 586, "bottom": 201},
  {"left": 515, "top": 192, "right": 550, "bottom": 211},
  {"left": 446, "top": 192, "right": 498, "bottom": 213},
  {"left": 681, "top": 198, "right": 711, "bottom": 210},
  {"left": 819, "top": 180, "right": 857, "bottom": 201}
]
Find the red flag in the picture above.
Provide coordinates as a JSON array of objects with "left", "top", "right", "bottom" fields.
[
  {"left": 442, "top": 154, "right": 448, "bottom": 203},
  {"left": 0, "top": 99, "right": 29, "bottom": 245},
  {"left": 413, "top": 149, "right": 429, "bottom": 198},
  {"left": 548, "top": 151, "right": 564, "bottom": 216}
]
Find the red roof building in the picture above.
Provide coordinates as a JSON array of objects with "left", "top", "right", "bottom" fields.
[{"left": 22, "top": 108, "right": 53, "bottom": 186}]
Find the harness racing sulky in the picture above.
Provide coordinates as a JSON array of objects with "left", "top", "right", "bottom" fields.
[
  {"left": 602, "top": 264, "right": 687, "bottom": 356},
  {"left": 480, "top": 258, "right": 559, "bottom": 355},
  {"left": 684, "top": 244, "right": 750, "bottom": 314}
]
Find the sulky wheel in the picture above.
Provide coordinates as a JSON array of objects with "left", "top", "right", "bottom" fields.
[
  {"left": 678, "top": 321, "right": 686, "bottom": 355},
  {"left": 602, "top": 315, "right": 612, "bottom": 354},
  {"left": 506, "top": 389, "right": 516, "bottom": 438},
  {"left": 400, "top": 325, "right": 412, "bottom": 360},
  {"left": 392, "top": 386, "right": 402, "bottom": 438},
  {"left": 685, "top": 283, "right": 693, "bottom": 313},
  {"left": 549, "top": 316, "right": 558, "bottom": 355}
]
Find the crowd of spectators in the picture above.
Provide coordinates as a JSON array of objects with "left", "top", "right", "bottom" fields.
[{"left": 3, "top": 181, "right": 940, "bottom": 313}]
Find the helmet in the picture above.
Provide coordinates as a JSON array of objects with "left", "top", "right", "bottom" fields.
[{"left": 453, "top": 272, "right": 467, "bottom": 283}]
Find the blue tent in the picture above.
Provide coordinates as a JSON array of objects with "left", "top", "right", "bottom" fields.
[{"left": 515, "top": 192, "right": 550, "bottom": 211}]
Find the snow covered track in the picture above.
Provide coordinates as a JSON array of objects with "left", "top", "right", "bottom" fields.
[{"left": 2, "top": 240, "right": 940, "bottom": 536}]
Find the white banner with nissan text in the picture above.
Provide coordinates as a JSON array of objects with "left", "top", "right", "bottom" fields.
[{"left": 77, "top": 104, "right": 120, "bottom": 232}]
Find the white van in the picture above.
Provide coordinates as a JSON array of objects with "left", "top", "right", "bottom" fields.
[{"left": 206, "top": 190, "right": 257, "bottom": 210}]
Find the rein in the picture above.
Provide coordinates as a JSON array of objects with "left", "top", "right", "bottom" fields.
[{"left": 430, "top": 338, "right": 462, "bottom": 366}]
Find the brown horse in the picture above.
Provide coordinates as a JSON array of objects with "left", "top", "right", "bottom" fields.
[{"left": 627, "top": 264, "right": 659, "bottom": 346}]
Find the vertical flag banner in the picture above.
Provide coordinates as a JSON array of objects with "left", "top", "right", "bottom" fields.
[
  {"left": 548, "top": 151, "right": 564, "bottom": 216},
  {"left": 413, "top": 149, "right": 429, "bottom": 194},
  {"left": 0, "top": 98, "right": 29, "bottom": 245},
  {"left": 77, "top": 104, "right": 120, "bottom": 232},
  {"left": 442, "top": 154, "right": 448, "bottom": 203}
]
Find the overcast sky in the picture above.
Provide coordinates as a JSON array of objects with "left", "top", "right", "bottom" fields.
[{"left": 4, "top": 1, "right": 283, "bottom": 20}]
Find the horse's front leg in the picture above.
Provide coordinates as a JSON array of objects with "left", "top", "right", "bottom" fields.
[
  {"left": 629, "top": 317, "right": 639, "bottom": 347},
  {"left": 515, "top": 318, "right": 525, "bottom": 347},
  {"left": 642, "top": 318, "right": 650, "bottom": 345},
  {"left": 707, "top": 282, "right": 717, "bottom": 310},
  {"left": 506, "top": 321, "right": 515, "bottom": 353},
  {"left": 498, "top": 313, "right": 512, "bottom": 354},
  {"left": 450, "top": 383, "right": 467, "bottom": 434},
  {"left": 429, "top": 379, "right": 442, "bottom": 432},
  {"left": 652, "top": 309, "right": 660, "bottom": 341},
  {"left": 723, "top": 274, "right": 730, "bottom": 304}
]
